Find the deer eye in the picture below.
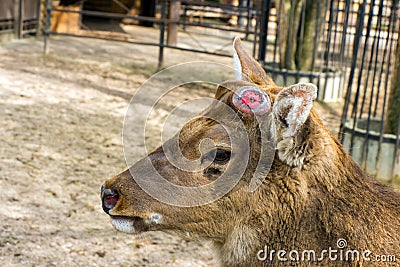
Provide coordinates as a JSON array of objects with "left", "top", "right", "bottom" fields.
[{"left": 213, "top": 149, "right": 231, "bottom": 164}]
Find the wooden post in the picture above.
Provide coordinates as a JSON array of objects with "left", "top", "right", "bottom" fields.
[
  {"left": 167, "top": 0, "right": 180, "bottom": 46},
  {"left": 50, "top": 5, "right": 82, "bottom": 34}
]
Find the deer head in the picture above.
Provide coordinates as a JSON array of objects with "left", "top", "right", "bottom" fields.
[{"left": 100, "top": 38, "right": 344, "bottom": 266}]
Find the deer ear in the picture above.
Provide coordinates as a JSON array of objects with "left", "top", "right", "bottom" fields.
[
  {"left": 233, "top": 37, "right": 274, "bottom": 86},
  {"left": 273, "top": 83, "right": 317, "bottom": 138},
  {"left": 272, "top": 83, "right": 317, "bottom": 166}
]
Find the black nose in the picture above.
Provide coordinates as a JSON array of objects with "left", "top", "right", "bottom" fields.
[{"left": 101, "top": 183, "right": 119, "bottom": 214}]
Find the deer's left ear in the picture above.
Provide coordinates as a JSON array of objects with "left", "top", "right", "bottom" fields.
[
  {"left": 272, "top": 83, "right": 317, "bottom": 166},
  {"left": 233, "top": 37, "right": 275, "bottom": 86}
]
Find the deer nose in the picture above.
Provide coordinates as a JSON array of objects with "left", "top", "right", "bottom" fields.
[{"left": 101, "top": 183, "right": 119, "bottom": 214}]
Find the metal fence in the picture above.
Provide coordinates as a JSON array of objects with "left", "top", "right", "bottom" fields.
[
  {"left": 339, "top": 0, "right": 400, "bottom": 182},
  {"left": 0, "top": 0, "right": 42, "bottom": 39},
  {"left": 43, "top": 0, "right": 267, "bottom": 68},
  {"left": 258, "top": 0, "right": 372, "bottom": 102},
  {"left": 17, "top": 0, "right": 400, "bottom": 182},
  {"left": 257, "top": 0, "right": 399, "bottom": 181}
]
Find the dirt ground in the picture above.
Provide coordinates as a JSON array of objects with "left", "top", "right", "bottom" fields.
[{"left": 0, "top": 33, "right": 343, "bottom": 267}]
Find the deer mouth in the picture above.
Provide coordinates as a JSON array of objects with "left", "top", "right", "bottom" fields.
[{"left": 110, "top": 216, "right": 149, "bottom": 234}]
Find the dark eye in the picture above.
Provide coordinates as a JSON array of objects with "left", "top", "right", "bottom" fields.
[{"left": 213, "top": 149, "right": 231, "bottom": 164}]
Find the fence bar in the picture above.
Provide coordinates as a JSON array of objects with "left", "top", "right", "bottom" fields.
[
  {"left": 339, "top": 0, "right": 350, "bottom": 66},
  {"left": 257, "top": 0, "right": 271, "bottom": 62},
  {"left": 375, "top": 0, "right": 399, "bottom": 179},
  {"left": 158, "top": 0, "right": 167, "bottom": 70},
  {"left": 360, "top": 0, "right": 384, "bottom": 169},
  {"left": 35, "top": 0, "right": 42, "bottom": 36},
  {"left": 339, "top": 0, "right": 366, "bottom": 143},
  {"left": 245, "top": 0, "right": 252, "bottom": 39},
  {"left": 17, "top": 0, "right": 24, "bottom": 38},
  {"left": 359, "top": 0, "right": 378, "bottom": 119},
  {"left": 43, "top": 0, "right": 52, "bottom": 54},
  {"left": 391, "top": 113, "right": 400, "bottom": 183},
  {"left": 348, "top": 0, "right": 375, "bottom": 154}
]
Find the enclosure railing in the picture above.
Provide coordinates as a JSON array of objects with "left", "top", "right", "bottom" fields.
[
  {"left": 43, "top": 0, "right": 265, "bottom": 69},
  {"left": 41, "top": 0, "right": 400, "bottom": 182},
  {"left": 338, "top": 0, "right": 400, "bottom": 183},
  {"left": 0, "top": 0, "right": 42, "bottom": 39},
  {"left": 254, "top": 0, "right": 399, "bottom": 182},
  {"left": 256, "top": 0, "right": 357, "bottom": 102}
]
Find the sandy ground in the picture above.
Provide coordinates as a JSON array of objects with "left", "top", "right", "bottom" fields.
[{"left": 0, "top": 31, "right": 343, "bottom": 267}]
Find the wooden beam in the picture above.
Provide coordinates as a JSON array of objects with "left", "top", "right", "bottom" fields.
[{"left": 167, "top": 0, "right": 180, "bottom": 46}]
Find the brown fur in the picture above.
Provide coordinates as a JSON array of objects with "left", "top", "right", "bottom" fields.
[{"left": 101, "top": 38, "right": 400, "bottom": 266}]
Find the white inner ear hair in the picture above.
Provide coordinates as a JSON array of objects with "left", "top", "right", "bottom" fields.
[
  {"left": 272, "top": 83, "right": 317, "bottom": 166},
  {"left": 277, "top": 137, "right": 308, "bottom": 167},
  {"left": 233, "top": 49, "right": 242, "bottom": 80},
  {"left": 280, "top": 96, "right": 312, "bottom": 138},
  {"left": 273, "top": 96, "right": 312, "bottom": 166}
]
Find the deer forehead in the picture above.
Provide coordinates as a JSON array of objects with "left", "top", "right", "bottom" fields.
[{"left": 180, "top": 118, "right": 231, "bottom": 142}]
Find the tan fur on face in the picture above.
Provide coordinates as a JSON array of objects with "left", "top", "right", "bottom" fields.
[{"left": 102, "top": 38, "right": 400, "bottom": 267}]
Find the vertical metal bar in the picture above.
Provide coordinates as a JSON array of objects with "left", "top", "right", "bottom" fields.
[
  {"left": 351, "top": 0, "right": 373, "bottom": 119},
  {"left": 245, "top": 0, "right": 252, "bottom": 39},
  {"left": 359, "top": 0, "right": 377, "bottom": 119},
  {"left": 317, "top": 0, "right": 330, "bottom": 76},
  {"left": 331, "top": 0, "right": 340, "bottom": 70},
  {"left": 391, "top": 112, "right": 400, "bottom": 183},
  {"left": 17, "top": 0, "right": 24, "bottom": 38},
  {"left": 257, "top": 0, "right": 271, "bottom": 62},
  {"left": 182, "top": 2, "right": 187, "bottom": 31},
  {"left": 283, "top": 70, "right": 287, "bottom": 85},
  {"left": 361, "top": 0, "right": 384, "bottom": 170},
  {"left": 359, "top": 1, "right": 377, "bottom": 169},
  {"left": 252, "top": 6, "right": 259, "bottom": 58},
  {"left": 322, "top": 0, "right": 335, "bottom": 101},
  {"left": 339, "top": 0, "right": 350, "bottom": 66},
  {"left": 14, "top": 0, "right": 18, "bottom": 37},
  {"left": 338, "top": 0, "right": 365, "bottom": 143},
  {"left": 43, "top": 0, "right": 52, "bottom": 54},
  {"left": 348, "top": 0, "right": 374, "bottom": 154},
  {"left": 35, "top": 0, "right": 41, "bottom": 36},
  {"left": 376, "top": 0, "right": 398, "bottom": 180},
  {"left": 274, "top": 0, "right": 283, "bottom": 66},
  {"left": 373, "top": 0, "right": 395, "bottom": 117},
  {"left": 158, "top": 0, "right": 167, "bottom": 70},
  {"left": 338, "top": 0, "right": 351, "bottom": 104},
  {"left": 344, "top": 0, "right": 355, "bottom": 74},
  {"left": 368, "top": 0, "right": 384, "bottom": 111}
]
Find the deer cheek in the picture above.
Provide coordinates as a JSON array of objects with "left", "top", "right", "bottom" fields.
[{"left": 232, "top": 86, "right": 271, "bottom": 116}]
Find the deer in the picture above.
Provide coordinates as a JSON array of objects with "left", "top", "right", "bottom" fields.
[{"left": 100, "top": 37, "right": 400, "bottom": 266}]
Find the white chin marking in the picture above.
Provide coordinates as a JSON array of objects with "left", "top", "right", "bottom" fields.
[
  {"left": 111, "top": 218, "right": 136, "bottom": 234},
  {"left": 145, "top": 213, "right": 163, "bottom": 225}
]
